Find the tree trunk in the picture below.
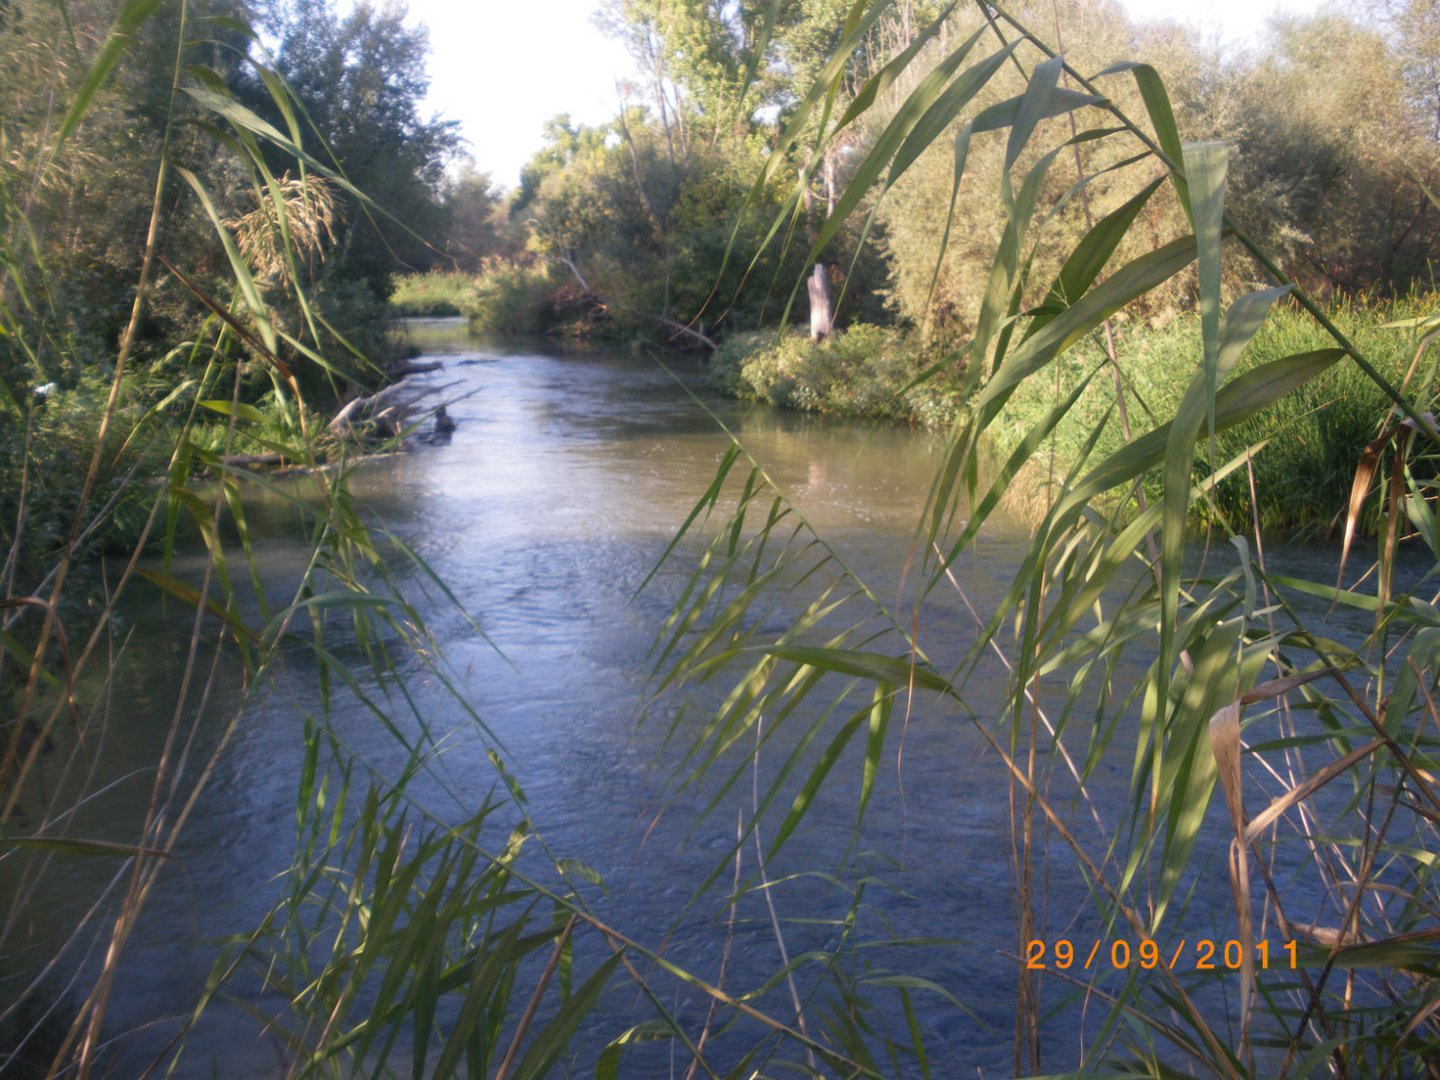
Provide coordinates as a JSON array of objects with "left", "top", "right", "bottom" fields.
[{"left": 808, "top": 263, "right": 833, "bottom": 342}]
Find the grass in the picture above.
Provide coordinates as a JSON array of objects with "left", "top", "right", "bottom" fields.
[
  {"left": 709, "top": 323, "right": 966, "bottom": 426},
  {"left": 388, "top": 269, "right": 475, "bottom": 317},
  {"left": 995, "top": 294, "right": 1440, "bottom": 532},
  {"left": 710, "top": 297, "right": 1439, "bottom": 534},
  {"left": 389, "top": 262, "right": 556, "bottom": 335}
]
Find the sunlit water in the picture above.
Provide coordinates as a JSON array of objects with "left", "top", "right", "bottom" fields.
[{"left": 3, "top": 319, "right": 1427, "bottom": 1077}]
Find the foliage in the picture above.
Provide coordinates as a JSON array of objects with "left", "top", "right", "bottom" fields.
[
  {"left": 996, "top": 294, "right": 1440, "bottom": 531},
  {"left": 1203, "top": 8, "right": 1440, "bottom": 295},
  {"left": 437, "top": 160, "right": 518, "bottom": 269},
  {"left": 389, "top": 269, "right": 475, "bottom": 317},
  {"left": 0, "top": 0, "right": 255, "bottom": 393},
  {"left": 873, "top": 1, "right": 1439, "bottom": 340},
  {"left": 517, "top": 112, "right": 823, "bottom": 337},
  {"left": 712, "top": 322, "right": 962, "bottom": 423},
  {"left": 460, "top": 258, "right": 557, "bottom": 336},
  {"left": 0, "top": 376, "right": 167, "bottom": 588},
  {"left": 262, "top": 0, "right": 461, "bottom": 298},
  {"left": 6, "top": 0, "right": 1440, "bottom": 1076},
  {"left": 642, "top": 0, "right": 1440, "bottom": 1075}
]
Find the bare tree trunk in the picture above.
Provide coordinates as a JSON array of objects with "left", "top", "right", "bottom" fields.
[{"left": 808, "top": 263, "right": 833, "bottom": 341}]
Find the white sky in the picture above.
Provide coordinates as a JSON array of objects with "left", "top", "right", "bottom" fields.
[{"left": 406, "top": 0, "right": 1323, "bottom": 189}]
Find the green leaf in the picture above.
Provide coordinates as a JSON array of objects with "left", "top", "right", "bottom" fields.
[
  {"left": 176, "top": 167, "right": 276, "bottom": 354},
  {"left": 200, "top": 399, "right": 267, "bottom": 424},
  {"left": 3, "top": 836, "right": 170, "bottom": 858},
  {"left": 1072, "top": 347, "right": 1343, "bottom": 505},
  {"left": 976, "top": 236, "right": 1198, "bottom": 416},
  {"left": 1005, "top": 55, "right": 1063, "bottom": 171},
  {"left": 760, "top": 645, "right": 951, "bottom": 696},
  {"left": 511, "top": 953, "right": 623, "bottom": 1079},
  {"left": 885, "top": 34, "right": 1012, "bottom": 190},
  {"left": 1023, "top": 175, "right": 1165, "bottom": 341},
  {"left": 594, "top": 1020, "right": 676, "bottom": 1080},
  {"left": 807, "top": 26, "right": 992, "bottom": 262},
  {"left": 1096, "top": 62, "right": 1191, "bottom": 219},
  {"left": 55, "top": 0, "right": 164, "bottom": 148}
]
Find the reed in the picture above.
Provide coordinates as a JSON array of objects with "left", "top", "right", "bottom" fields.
[
  {"left": 641, "top": 1, "right": 1440, "bottom": 1074},
  {"left": 4, "top": 0, "right": 1438, "bottom": 1076},
  {"left": 0, "top": 6, "right": 600, "bottom": 1076}
]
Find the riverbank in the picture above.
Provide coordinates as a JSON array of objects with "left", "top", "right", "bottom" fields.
[
  {"left": 417, "top": 265, "right": 1437, "bottom": 532},
  {"left": 706, "top": 294, "right": 1439, "bottom": 534}
]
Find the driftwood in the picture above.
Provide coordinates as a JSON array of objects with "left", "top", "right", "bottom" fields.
[
  {"left": 387, "top": 359, "right": 443, "bottom": 376},
  {"left": 648, "top": 312, "right": 717, "bottom": 351},
  {"left": 203, "top": 375, "right": 466, "bottom": 480},
  {"left": 328, "top": 375, "right": 461, "bottom": 438},
  {"left": 219, "top": 452, "right": 285, "bottom": 469}
]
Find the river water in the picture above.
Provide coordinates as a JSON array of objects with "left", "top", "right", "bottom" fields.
[{"left": 2, "top": 320, "right": 1417, "bottom": 1077}]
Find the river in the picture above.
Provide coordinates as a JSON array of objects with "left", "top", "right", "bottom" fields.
[{"left": 2, "top": 319, "right": 1416, "bottom": 1077}]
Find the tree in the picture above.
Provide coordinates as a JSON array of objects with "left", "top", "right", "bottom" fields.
[
  {"left": 266, "top": 0, "right": 461, "bottom": 299},
  {"left": 439, "top": 162, "right": 512, "bottom": 270},
  {"left": 1218, "top": 12, "right": 1439, "bottom": 292},
  {"left": 0, "top": 0, "right": 258, "bottom": 391}
]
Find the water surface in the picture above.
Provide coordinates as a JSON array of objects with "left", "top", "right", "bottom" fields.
[{"left": 4, "top": 320, "right": 1416, "bottom": 1077}]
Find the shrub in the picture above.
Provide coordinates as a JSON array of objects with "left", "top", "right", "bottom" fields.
[
  {"left": 460, "top": 259, "right": 555, "bottom": 335},
  {"left": 388, "top": 270, "right": 475, "bottom": 317},
  {"left": 0, "top": 374, "right": 169, "bottom": 595},
  {"left": 710, "top": 323, "right": 963, "bottom": 426}
]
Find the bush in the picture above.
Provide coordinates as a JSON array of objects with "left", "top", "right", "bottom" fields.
[
  {"left": 388, "top": 271, "right": 475, "bottom": 317},
  {"left": 460, "top": 259, "right": 555, "bottom": 336},
  {"left": 0, "top": 374, "right": 170, "bottom": 595},
  {"left": 710, "top": 323, "right": 963, "bottom": 426}
]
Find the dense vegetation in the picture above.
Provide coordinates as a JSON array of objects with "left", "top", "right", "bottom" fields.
[
  {"left": 4, "top": 0, "right": 1440, "bottom": 1076},
  {"left": 432, "top": 0, "right": 1438, "bottom": 529},
  {"left": 442, "top": 0, "right": 1439, "bottom": 334}
]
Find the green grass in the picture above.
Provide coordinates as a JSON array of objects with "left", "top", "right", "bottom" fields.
[
  {"left": 391, "top": 263, "right": 558, "bottom": 335},
  {"left": 995, "top": 294, "right": 1439, "bottom": 532},
  {"left": 709, "top": 323, "right": 964, "bottom": 427},
  {"left": 388, "top": 270, "right": 476, "bottom": 317},
  {"left": 710, "top": 296, "right": 1439, "bottom": 533}
]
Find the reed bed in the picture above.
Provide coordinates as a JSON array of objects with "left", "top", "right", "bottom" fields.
[{"left": 2, "top": 0, "right": 1438, "bottom": 1076}]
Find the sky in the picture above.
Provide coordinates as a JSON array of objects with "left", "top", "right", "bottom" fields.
[{"left": 406, "top": 0, "right": 1324, "bottom": 189}]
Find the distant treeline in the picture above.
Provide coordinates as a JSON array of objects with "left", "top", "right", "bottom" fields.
[{"left": 416, "top": 0, "right": 1438, "bottom": 348}]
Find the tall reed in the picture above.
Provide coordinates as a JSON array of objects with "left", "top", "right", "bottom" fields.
[
  {"left": 5, "top": 0, "right": 1438, "bottom": 1076},
  {"left": 641, "top": 1, "right": 1440, "bottom": 1074}
]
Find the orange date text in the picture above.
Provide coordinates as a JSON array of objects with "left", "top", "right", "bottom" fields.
[{"left": 1025, "top": 938, "right": 1297, "bottom": 972}]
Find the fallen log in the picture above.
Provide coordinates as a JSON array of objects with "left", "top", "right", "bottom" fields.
[
  {"left": 649, "top": 313, "right": 717, "bottom": 351},
  {"left": 219, "top": 452, "right": 285, "bottom": 469},
  {"left": 387, "top": 359, "right": 444, "bottom": 376},
  {"left": 328, "top": 376, "right": 460, "bottom": 437}
]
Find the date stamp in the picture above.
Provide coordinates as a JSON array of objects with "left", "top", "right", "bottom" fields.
[{"left": 1026, "top": 939, "right": 1299, "bottom": 972}]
